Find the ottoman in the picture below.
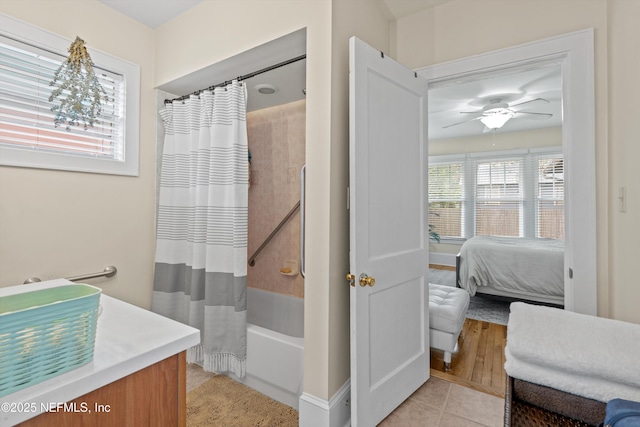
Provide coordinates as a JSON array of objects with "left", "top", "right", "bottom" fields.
[{"left": 429, "top": 283, "right": 470, "bottom": 371}]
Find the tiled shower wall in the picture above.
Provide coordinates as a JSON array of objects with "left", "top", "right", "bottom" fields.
[{"left": 247, "top": 99, "right": 305, "bottom": 299}]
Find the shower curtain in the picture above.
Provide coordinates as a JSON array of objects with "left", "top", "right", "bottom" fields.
[{"left": 152, "top": 81, "right": 248, "bottom": 377}]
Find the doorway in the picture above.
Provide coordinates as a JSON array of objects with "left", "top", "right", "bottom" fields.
[{"left": 417, "top": 29, "right": 597, "bottom": 315}]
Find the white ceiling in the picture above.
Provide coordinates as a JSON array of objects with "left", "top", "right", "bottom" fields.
[
  {"left": 97, "top": 0, "right": 204, "bottom": 28},
  {"left": 96, "top": 0, "right": 452, "bottom": 28},
  {"left": 99, "top": 0, "right": 561, "bottom": 137},
  {"left": 379, "top": 0, "right": 458, "bottom": 19},
  {"left": 428, "top": 64, "right": 562, "bottom": 140}
]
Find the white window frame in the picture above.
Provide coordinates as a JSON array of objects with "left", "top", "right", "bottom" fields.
[
  {"left": 472, "top": 154, "right": 525, "bottom": 238},
  {"left": 430, "top": 147, "right": 563, "bottom": 241},
  {"left": 427, "top": 154, "right": 466, "bottom": 242},
  {"left": 0, "top": 14, "right": 140, "bottom": 176}
]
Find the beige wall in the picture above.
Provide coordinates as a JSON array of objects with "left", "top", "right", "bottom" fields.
[
  {"left": 395, "top": 0, "right": 640, "bottom": 324},
  {"left": 0, "top": 1, "right": 157, "bottom": 309},
  {"left": 329, "top": 0, "right": 391, "bottom": 397},
  {"left": 430, "top": 127, "right": 563, "bottom": 156},
  {"left": 607, "top": 0, "right": 640, "bottom": 323}
]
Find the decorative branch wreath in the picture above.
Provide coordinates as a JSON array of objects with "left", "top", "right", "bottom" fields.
[{"left": 49, "top": 37, "right": 108, "bottom": 130}]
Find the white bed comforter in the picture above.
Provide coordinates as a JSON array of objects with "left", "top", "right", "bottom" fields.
[
  {"left": 505, "top": 302, "right": 640, "bottom": 402},
  {"left": 459, "top": 236, "right": 564, "bottom": 298}
]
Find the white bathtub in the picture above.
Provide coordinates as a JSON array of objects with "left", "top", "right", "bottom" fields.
[{"left": 230, "top": 287, "right": 304, "bottom": 409}]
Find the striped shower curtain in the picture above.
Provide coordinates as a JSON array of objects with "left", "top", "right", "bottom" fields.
[{"left": 152, "top": 82, "right": 248, "bottom": 377}]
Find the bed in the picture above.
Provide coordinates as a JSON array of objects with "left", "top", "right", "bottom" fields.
[{"left": 456, "top": 236, "right": 564, "bottom": 305}]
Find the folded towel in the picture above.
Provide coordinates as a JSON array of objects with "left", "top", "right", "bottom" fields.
[
  {"left": 506, "top": 346, "right": 640, "bottom": 402},
  {"left": 505, "top": 302, "right": 640, "bottom": 401}
]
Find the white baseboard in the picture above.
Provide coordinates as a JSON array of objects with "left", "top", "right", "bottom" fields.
[
  {"left": 230, "top": 372, "right": 300, "bottom": 410},
  {"left": 429, "top": 252, "right": 456, "bottom": 267},
  {"left": 298, "top": 379, "right": 351, "bottom": 427}
]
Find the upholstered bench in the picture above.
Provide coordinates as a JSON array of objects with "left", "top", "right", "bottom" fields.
[{"left": 429, "top": 283, "right": 470, "bottom": 371}]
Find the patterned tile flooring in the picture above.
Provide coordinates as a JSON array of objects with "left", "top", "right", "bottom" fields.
[
  {"left": 187, "top": 364, "right": 505, "bottom": 426},
  {"left": 379, "top": 376, "right": 505, "bottom": 427}
]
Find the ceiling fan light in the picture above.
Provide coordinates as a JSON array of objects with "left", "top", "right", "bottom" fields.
[{"left": 480, "top": 109, "right": 515, "bottom": 129}]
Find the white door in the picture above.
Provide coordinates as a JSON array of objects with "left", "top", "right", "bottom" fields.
[{"left": 349, "top": 37, "right": 430, "bottom": 427}]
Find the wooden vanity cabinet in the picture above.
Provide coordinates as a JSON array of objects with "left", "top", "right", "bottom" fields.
[{"left": 17, "top": 352, "right": 186, "bottom": 427}]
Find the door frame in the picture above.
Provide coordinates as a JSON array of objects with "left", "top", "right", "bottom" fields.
[{"left": 417, "top": 29, "right": 597, "bottom": 315}]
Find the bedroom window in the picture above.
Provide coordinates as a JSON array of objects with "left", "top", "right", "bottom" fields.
[
  {"left": 0, "top": 14, "right": 140, "bottom": 175},
  {"left": 428, "top": 148, "right": 564, "bottom": 241},
  {"left": 474, "top": 159, "right": 522, "bottom": 237},
  {"left": 535, "top": 155, "right": 564, "bottom": 239},
  {"left": 428, "top": 161, "right": 465, "bottom": 239}
]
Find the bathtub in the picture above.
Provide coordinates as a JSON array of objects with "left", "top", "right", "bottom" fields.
[{"left": 230, "top": 287, "right": 304, "bottom": 409}]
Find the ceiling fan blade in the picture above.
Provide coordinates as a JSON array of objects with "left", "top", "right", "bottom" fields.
[
  {"left": 442, "top": 116, "right": 482, "bottom": 129},
  {"left": 510, "top": 97, "right": 549, "bottom": 108},
  {"left": 514, "top": 111, "right": 553, "bottom": 120}
]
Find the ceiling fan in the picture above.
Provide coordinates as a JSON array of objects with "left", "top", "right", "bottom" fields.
[{"left": 443, "top": 97, "right": 553, "bottom": 130}]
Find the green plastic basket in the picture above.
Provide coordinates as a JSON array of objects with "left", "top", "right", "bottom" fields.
[{"left": 0, "top": 284, "right": 101, "bottom": 397}]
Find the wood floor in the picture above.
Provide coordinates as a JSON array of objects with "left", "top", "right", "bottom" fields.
[{"left": 430, "top": 318, "right": 507, "bottom": 398}]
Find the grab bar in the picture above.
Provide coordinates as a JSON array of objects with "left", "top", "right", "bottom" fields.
[
  {"left": 23, "top": 265, "right": 118, "bottom": 284},
  {"left": 248, "top": 201, "right": 300, "bottom": 267},
  {"left": 300, "top": 165, "right": 306, "bottom": 278}
]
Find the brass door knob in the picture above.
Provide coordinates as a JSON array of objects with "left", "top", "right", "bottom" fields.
[
  {"left": 346, "top": 273, "right": 356, "bottom": 287},
  {"left": 359, "top": 273, "right": 375, "bottom": 287}
]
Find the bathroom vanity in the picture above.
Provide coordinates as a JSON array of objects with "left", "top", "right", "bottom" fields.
[{"left": 0, "top": 279, "right": 200, "bottom": 427}]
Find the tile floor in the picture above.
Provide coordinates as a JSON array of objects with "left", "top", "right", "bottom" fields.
[
  {"left": 186, "top": 364, "right": 505, "bottom": 426},
  {"left": 379, "top": 376, "right": 505, "bottom": 427}
]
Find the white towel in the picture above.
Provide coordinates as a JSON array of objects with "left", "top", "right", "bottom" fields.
[{"left": 505, "top": 302, "right": 640, "bottom": 402}]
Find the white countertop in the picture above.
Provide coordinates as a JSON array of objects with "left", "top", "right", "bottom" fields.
[{"left": 0, "top": 279, "right": 200, "bottom": 426}]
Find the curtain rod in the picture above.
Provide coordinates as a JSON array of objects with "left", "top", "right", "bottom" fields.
[{"left": 164, "top": 54, "right": 307, "bottom": 104}]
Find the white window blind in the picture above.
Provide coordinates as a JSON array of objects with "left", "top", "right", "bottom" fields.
[
  {"left": 534, "top": 154, "right": 564, "bottom": 239},
  {"left": 429, "top": 148, "right": 564, "bottom": 241},
  {"left": 428, "top": 162, "right": 465, "bottom": 238},
  {"left": 0, "top": 35, "right": 124, "bottom": 159},
  {"left": 474, "top": 158, "right": 523, "bottom": 237}
]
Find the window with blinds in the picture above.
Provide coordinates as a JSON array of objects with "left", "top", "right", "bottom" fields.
[
  {"left": 0, "top": 14, "right": 140, "bottom": 176},
  {"left": 536, "top": 155, "right": 564, "bottom": 239},
  {"left": 428, "top": 148, "right": 564, "bottom": 241},
  {"left": 474, "top": 158, "right": 523, "bottom": 237},
  {"left": 0, "top": 35, "right": 124, "bottom": 159},
  {"left": 428, "top": 162, "right": 465, "bottom": 239}
]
